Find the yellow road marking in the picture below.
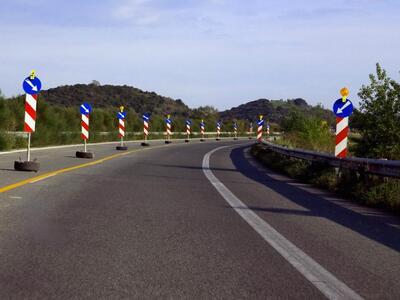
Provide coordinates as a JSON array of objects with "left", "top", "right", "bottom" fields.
[{"left": 0, "top": 145, "right": 164, "bottom": 194}]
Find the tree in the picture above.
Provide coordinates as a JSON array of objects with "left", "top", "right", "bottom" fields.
[
  {"left": 356, "top": 63, "right": 400, "bottom": 159},
  {"left": 91, "top": 80, "right": 101, "bottom": 86}
]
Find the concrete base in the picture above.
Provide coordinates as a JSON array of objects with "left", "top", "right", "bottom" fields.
[
  {"left": 76, "top": 151, "right": 94, "bottom": 159},
  {"left": 14, "top": 160, "right": 40, "bottom": 172},
  {"left": 116, "top": 146, "right": 128, "bottom": 151}
]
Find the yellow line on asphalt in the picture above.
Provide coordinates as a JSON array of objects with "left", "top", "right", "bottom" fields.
[{"left": 0, "top": 145, "right": 164, "bottom": 194}]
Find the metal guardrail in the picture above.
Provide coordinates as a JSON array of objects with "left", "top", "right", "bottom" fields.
[{"left": 260, "top": 140, "right": 400, "bottom": 178}]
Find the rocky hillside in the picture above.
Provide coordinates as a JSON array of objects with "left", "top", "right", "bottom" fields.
[
  {"left": 13, "top": 83, "right": 333, "bottom": 125},
  {"left": 38, "top": 83, "right": 191, "bottom": 116},
  {"left": 220, "top": 98, "right": 334, "bottom": 124}
]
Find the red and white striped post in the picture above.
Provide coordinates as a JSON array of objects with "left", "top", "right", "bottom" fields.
[
  {"left": 185, "top": 120, "right": 192, "bottom": 142},
  {"left": 81, "top": 113, "right": 90, "bottom": 153},
  {"left": 200, "top": 120, "right": 205, "bottom": 141},
  {"left": 335, "top": 88, "right": 351, "bottom": 158},
  {"left": 118, "top": 106, "right": 126, "bottom": 147},
  {"left": 257, "top": 115, "right": 264, "bottom": 142},
  {"left": 76, "top": 103, "right": 93, "bottom": 158},
  {"left": 335, "top": 117, "right": 349, "bottom": 158},
  {"left": 142, "top": 114, "right": 150, "bottom": 146},
  {"left": 216, "top": 121, "right": 221, "bottom": 141},
  {"left": 14, "top": 70, "right": 42, "bottom": 171},
  {"left": 143, "top": 118, "right": 149, "bottom": 140},
  {"left": 233, "top": 121, "right": 238, "bottom": 140},
  {"left": 24, "top": 93, "right": 38, "bottom": 161},
  {"left": 166, "top": 115, "right": 172, "bottom": 142},
  {"left": 21, "top": 70, "right": 42, "bottom": 163}
]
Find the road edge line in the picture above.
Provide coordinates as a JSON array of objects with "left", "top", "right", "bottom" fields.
[{"left": 202, "top": 145, "right": 363, "bottom": 300}]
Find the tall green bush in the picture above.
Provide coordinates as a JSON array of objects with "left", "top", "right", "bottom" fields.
[
  {"left": 281, "top": 111, "right": 334, "bottom": 153},
  {"left": 356, "top": 63, "right": 400, "bottom": 159}
]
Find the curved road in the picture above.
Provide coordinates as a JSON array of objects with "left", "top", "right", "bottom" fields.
[{"left": 0, "top": 140, "right": 399, "bottom": 299}]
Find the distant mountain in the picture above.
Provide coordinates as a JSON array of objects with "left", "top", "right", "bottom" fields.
[
  {"left": 219, "top": 98, "right": 334, "bottom": 124},
  {"left": 38, "top": 83, "right": 191, "bottom": 116},
  {"left": 19, "top": 83, "right": 333, "bottom": 124}
]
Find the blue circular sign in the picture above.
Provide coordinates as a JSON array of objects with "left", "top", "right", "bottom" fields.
[
  {"left": 22, "top": 76, "right": 42, "bottom": 95},
  {"left": 80, "top": 103, "right": 92, "bottom": 115},
  {"left": 142, "top": 113, "right": 150, "bottom": 121},
  {"left": 117, "top": 112, "right": 127, "bottom": 119},
  {"left": 333, "top": 98, "right": 354, "bottom": 118}
]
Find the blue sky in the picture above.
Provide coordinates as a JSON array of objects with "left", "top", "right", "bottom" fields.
[{"left": 0, "top": 0, "right": 399, "bottom": 110}]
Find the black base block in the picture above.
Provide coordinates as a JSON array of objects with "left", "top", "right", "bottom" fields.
[
  {"left": 14, "top": 161, "right": 40, "bottom": 172},
  {"left": 76, "top": 151, "right": 94, "bottom": 159},
  {"left": 116, "top": 146, "right": 128, "bottom": 151}
]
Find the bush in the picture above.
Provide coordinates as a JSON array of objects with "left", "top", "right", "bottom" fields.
[
  {"left": 0, "top": 131, "right": 13, "bottom": 150},
  {"left": 251, "top": 144, "right": 400, "bottom": 213},
  {"left": 281, "top": 111, "right": 334, "bottom": 153},
  {"left": 356, "top": 63, "right": 400, "bottom": 159}
]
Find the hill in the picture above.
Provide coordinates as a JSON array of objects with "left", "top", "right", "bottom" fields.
[
  {"left": 219, "top": 98, "right": 334, "bottom": 125},
  {"left": 39, "top": 83, "right": 191, "bottom": 116}
]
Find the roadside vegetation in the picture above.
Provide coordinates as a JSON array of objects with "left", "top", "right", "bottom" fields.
[
  {"left": 0, "top": 90, "right": 242, "bottom": 150},
  {"left": 251, "top": 144, "right": 400, "bottom": 213},
  {"left": 278, "top": 111, "right": 335, "bottom": 153},
  {"left": 252, "top": 63, "right": 400, "bottom": 212}
]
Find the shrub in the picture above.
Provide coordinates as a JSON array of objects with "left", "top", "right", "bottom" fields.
[
  {"left": 252, "top": 144, "right": 400, "bottom": 213},
  {"left": 0, "top": 131, "right": 13, "bottom": 150}
]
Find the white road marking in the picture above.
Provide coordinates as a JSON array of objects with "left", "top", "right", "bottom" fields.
[
  {"left": 0, "top": 137, "right": 236, "bottom": 156},
  {"left": 9, "top": 196, "right": 22, "bottom": 199},
  {"left": 202, "top": 146, "right": 363, "bottom": 300}
]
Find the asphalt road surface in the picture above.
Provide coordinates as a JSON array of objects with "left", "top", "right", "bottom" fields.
[{"left": 0, "top": 139, "right": 399, "bottom": 299}]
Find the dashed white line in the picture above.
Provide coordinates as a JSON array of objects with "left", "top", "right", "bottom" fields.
[{"left": 202, "top": 146, "right": 363, "bottom": 300}]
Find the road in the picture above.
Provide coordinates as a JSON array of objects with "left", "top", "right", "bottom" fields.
[{"left": 0, "top": 139, "right": 399, "bottom": 299}]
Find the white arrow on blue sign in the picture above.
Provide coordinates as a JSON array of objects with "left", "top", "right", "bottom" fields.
[
  {"left": 142, "top": 114, "right": 150, "bottom": 121},
  {"left": 80, "top": 103, "right": 92, "bottom": 115},
  {"left": 333, "top": 99, "right": 354, "bottom": 118},
  {"left": 22, "top": 76, "right": 42, "bottom": 95},
  {"left": 117, "top": 112, "right": 126, "bottom": 119}
]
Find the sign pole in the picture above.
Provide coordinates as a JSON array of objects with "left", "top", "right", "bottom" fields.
[
  {"left": 200, "top": 120, "right": 205, "bottom": 142},
  {"left": 141, "top": 113, "right": 150, "bottom": 146},
  {"left": 15, "top": 70, "right": 41, "bottom": 172},
  {"left": 165, "top": 115, "right": 172, "bottom": 144},
  {"left": 257, "top": 115, "right": 264, "bottom": 142},
  {"left": 216, "top": 121, "right": 221, "bottom": 141},
  {"left": 76, "top": 103, "right": 94, "bottom": 159},
  {"left": 185, "top": 120, "right": 191, "bottom": 142},
  {"left": 333, "top": 88, "right": 353, "bottom": 158},
  {"left": 27, "top": 133, "right": 31, "bottom": 162},
  {"left": 117, "top": 106, "right": 126, "bottom": 149}
]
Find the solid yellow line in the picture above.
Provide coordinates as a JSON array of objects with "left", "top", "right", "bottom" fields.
[{"left": 0, "top": 145, "right": 163, "bottom": 194}]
